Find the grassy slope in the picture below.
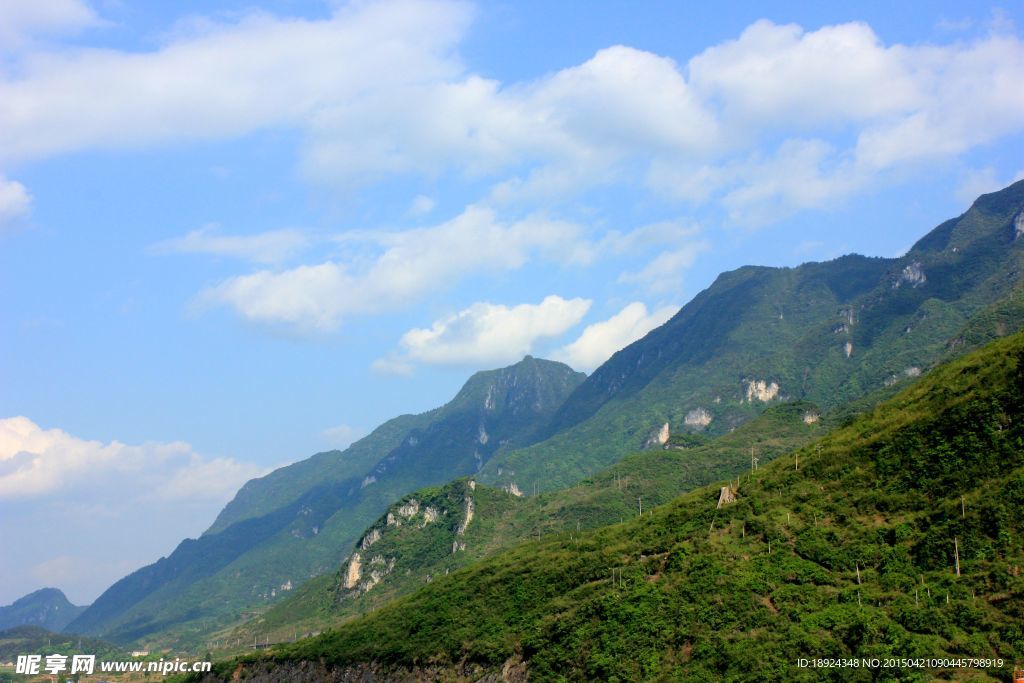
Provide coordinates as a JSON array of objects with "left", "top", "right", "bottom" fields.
[{"left": 210, "top": 332, "right": 1024, "bottom": 682}]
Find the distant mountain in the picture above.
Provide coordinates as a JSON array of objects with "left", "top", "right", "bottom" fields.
[
  {"left": 195, "top": 330, "right": 1024, "bottom": 682},
  {"left": 69, "top": 181, "right": 1024, "bottom": 653},
  {"left": 0, "top": 588, "right": 85, "bottom": 632},
  {"left": 481, "top": 180, "right": 1024, "bottom": 492},
  {"left": 65, "top": 357, "right": 584, "bottom": 647}
]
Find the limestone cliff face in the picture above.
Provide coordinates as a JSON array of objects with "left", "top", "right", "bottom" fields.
[
  {"left": 684, "top": 408, "right": 713, "bottom": 428},
  {"left": 745, "top": 379, "right": 779, "bottom": 403},
  {"left": 894, "top": 261, "right": 927, "bottom": 288},
  {"left": 343, "top": 554, "right": 361, "bottom": 590},
  {"left": 337, "top": 480, "right": 488, "bottom": 599}
]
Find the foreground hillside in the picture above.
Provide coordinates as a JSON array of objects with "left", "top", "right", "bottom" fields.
[{"left": 194, "top": 332, "right": 1024, "bottom": 681}]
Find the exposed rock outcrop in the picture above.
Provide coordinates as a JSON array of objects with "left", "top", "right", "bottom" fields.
[
  {"left": 684, "top": 408, "right": 713, "bottom": 429},
  {"left": 343, "top": 554, "right": 361, "bottom": 589},
  {"left": 456, "top": 497, "right": 474, "bottom": 536},
  {"left": 717, "top": 486, "right": 736, "bottom": 508},
  {"left": 745, "top": 379, "right": 779, "bottom": 403},
  {"left": 643, "top": 422, "right": 670, "bottom": 448},
  {"left": 360, "top": 528, "right": 381, "bottom": 550},
  {"left": 895, "top": 261, "right": 927, "bottom": 288}
]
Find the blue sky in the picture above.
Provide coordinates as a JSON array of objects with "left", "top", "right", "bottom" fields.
[{"left": 1, "top": 0, "right": 1023, "bottom": 605}]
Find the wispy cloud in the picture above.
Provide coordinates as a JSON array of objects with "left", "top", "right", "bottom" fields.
[
  {"left": 0, "top": 416, "right": 264, "bottom": 501},
  {"left": 0, "top": 175, "right": 31, "bottom": 229},
  {"left": 151, "top": 225, "right": 312, "bottom": 264},
  {"left": 398, "top": 295, "right": 591, "bottom": 367},
  {"left": 197, "top": 206, "right": 586, "bottom": 332},
  {"left": 555, "top": 302, "right": 676, "bottom": 372}
]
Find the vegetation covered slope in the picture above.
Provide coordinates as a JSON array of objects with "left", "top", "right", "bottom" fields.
[
  {"left": 0, "top": 625, "right": 123, "bottom": 662},
  {"left": 203, "top": 331, "right": 1024, "bottom": 682},
  {"left": 220, "top": 400, "right": 827, "bottom": 651},
  {"left": 66, "top": 358, "right": 584, "bottom": 649},
  {"left": 481, "top": 180, "right": 1024, "bottom": 493},
  {"left": 0, "top": 588, "right": 85, "bottom": 633}
]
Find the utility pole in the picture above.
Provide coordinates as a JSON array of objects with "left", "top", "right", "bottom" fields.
[
  {"left": 954, "top": 538, "right": 961, "bottom": 577},
  {"left": 638, "top": 497, "right": 643, "bottom": 517}
]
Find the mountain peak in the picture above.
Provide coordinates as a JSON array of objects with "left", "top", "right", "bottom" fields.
[{"left": 0, "top": 587, "right": 85, "bottom": 632}]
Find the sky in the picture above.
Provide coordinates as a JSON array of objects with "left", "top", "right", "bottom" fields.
[{"left": 1, "top": 0, "right": 1024, "bottom": 606}]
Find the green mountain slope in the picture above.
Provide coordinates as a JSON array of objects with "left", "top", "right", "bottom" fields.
[
  {"left": 198, "top": 331, "right": 1024, "bottom": 682},
  {"left": 482, "top": 180, "right": 1024, "bottom": 493},
  {"left": 0, "top": 588, "right": 85, "bottom": 632},
  {"left": 221, "top": 400, "right": 827, "bottom": 649},
  {"left": 65, "top": 357, "right": 584, "bottom": 649}
]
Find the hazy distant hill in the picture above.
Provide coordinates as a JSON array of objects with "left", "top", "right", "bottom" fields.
[{"left": 0, "top": 588, "right": 85, "bottom": 633}]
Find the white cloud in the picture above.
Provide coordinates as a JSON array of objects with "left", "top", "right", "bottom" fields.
[
  {"left": 0, "top": 176, "right": 31, "bottom": 226},
  {"left": 320, "top": 423, "right": 364, "bottom": 450},
  {"left": 200, "top": 205, "right": 586, "bottom": 331},
  {"left": 408, "top": 194, "right": 436, "bottom": 216},
  {"left": 151, "top": 225, "right": 311, "bottom": 264},
  {"left": 853, "top": 35, "right": 1024, "bottom": 170},
  {"left": 689, "top": 20, "right": 921, "bottom": 130},
  {"left": 955, "top": 167, "right": 1024, "bottom": 205},
  {"left": 556, "top": 302, "right": 677, "bottom": 372},
  {"left": 2, "top": 8, "right": 1022, "bottom": 225},
  {"left": 0, "top": 0, "right": 100, "bottom": 52},
  {"left": 618, "top": 242, "right": 710, "bottom": 294},
  {"left": 399, "top": 295, "right": 591, "bottom": 366},
  {"left": 0, "top": 416, "right": 268, "bottom": 604},
  {"left": 0, "top": 415, "right": 264, "bottom": 501},
  {"left": 370, "top": 356, "right": 414, "bottom": 376},
  {"left": 0, "top": 0, "right": 470, "bottom": 164}
]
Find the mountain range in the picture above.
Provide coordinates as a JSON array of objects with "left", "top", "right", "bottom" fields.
[{"left": 35, "top": 180, "right": 1024, "bottom": 663}]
